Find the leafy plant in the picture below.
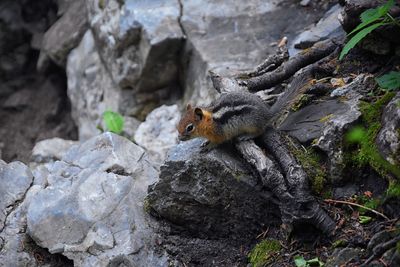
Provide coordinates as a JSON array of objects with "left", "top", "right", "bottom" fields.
[
  {"left": 359, "top": 215, "right": 373, "bottom": 224},
  {"left": 376, "top": 71, "right": 400, "bottom": 91},
  {"left": 103, "top": 110, "right": 124, "bottom": 134},
  {"left": 294, "top": 255, "right": 324, "bottom": 267},
  {"left": 340, "top": 0, "right": 398, "bottom": 60}
]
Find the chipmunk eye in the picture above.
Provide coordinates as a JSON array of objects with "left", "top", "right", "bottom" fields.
[{"left": 186, "top": 123, "right": 194, "bottom": 133}]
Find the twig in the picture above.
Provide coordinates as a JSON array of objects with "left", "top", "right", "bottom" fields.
[{"left": 324, "top": 199, "right": 390, "bottom": 220}]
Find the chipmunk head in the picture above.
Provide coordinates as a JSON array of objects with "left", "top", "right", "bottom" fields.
[{"left": 177, "top": 104, "right": 204, "bottom": 141}]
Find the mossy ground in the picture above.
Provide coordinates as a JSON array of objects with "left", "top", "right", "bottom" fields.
[
  {"left": 248, "top": 239, "right": 281, "bottom": 267},
  {"left": 290, "top": 144, "right": 327, "bottom": 195},
  {"left": 345, "top": 92, "right": 400, "bottom": 179}
]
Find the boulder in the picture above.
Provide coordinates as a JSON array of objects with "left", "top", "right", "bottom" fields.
[
  {"left": 315, "top": 76, "right": 370, "bottom": 184},
  {"left": 41, "top": 0, "right": 88, "bottom": 67},
  {"left": 134, "top": 105, "right": 180, "bottom": 164},
  {"left": 0, "top": 160, "right": 36, "bottom": 266},
  {"left": 31, "top": 137, "right": 78, "bottom": 164},
  {"left": 290, "top": 4, "right": 345, "bottom": 54},
  {"left": 181, "top": 0, "right": 331, "bottom": 107},
  {"left": 67, "top": 30, "right": 120, "bottom": 140},
  {"left": 27, "top": 133, "right": 168, "bottom": 267},
  {"left": 377, "top": 92, "right": 400, "bottom": 165},
  {"left": 147, "top": 138, "right": 280, "bottom": 239},
  {"left": 85, "top": 0, "right": 184, "bottom": 118}
]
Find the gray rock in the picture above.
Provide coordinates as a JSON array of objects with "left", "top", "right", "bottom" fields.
[
  {"left": 279, "top": 100, "right": 348, "bottom": 143},
  {"left": 134, "top": 105, "right": 180, "bottom": 165},
  {"left": 41, "top": 0, "right": 88, "bottom": 66},
  {"left": 86, "top": 0, "right": 184, "bottom": 118},
  {"left": 147, "top": 138, "right": 279, "bottom": 239},
  {"left": 0, "top": 160, "right": 33, "bottom": 231},
  {"left": 31, "top": 137, "right": 78, "bottom": 164},
  {"left": 0, "top": 160, "right": 36, "bottom": 266},
  {"left": 67, "top": 30, "right": 120, "bottom": 140},
  {"left": 291, "top": 4, "right": 345, "bottom": 54},
  {"left": 27, "top": 133, "right": 168, "bottom": 267},
  {"left": 377, "top": 92, "right": 400, "bottom": 165},
  {"left": 326, "top": 248, "right": 362, "bottom": 267},
  {"left": 181, "top": 0, "right": 330, "bottom": 107},
  {"left": 316, "top": 76, "right": 372, "bottom": 184},
  {"left": 339, "top": 0, "right": 383, "bottom": 33}
]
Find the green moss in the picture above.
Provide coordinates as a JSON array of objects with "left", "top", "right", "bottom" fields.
[
  {"left": 357, "top": 195, "right": 381, "bottom": 214},
  {"left": 98, "top": 0, "right": 105, "bottom": 9},
  {"left": 345, "top": 92, "right": 400, "bottom": 179},
  {"left": 143, "top": 197, "right": 152, "bottom": 213},
  {"left": 291, "top": 145, "right": 327, "bottom": 194},
  {"left": 291, "top": 94, "right": 311, "bottom": 112},
  {"left": 397, "top": 241, "right": 400, "bottom": 254},
  {"left": 248, "top": 239, "right": 281, "bottom": 267},
  {"left": 319, "top": 114, "right": 334, "bottom": 123},
  {"left": 332, "top": 239, "right": 348, "bottom": 248},
  {"left": 387, "top": 180, "right": 400, "bottom": 197}
]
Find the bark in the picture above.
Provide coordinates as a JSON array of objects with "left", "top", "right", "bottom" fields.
[{"left": 212, "top": 39, "right": 339, "bottom": 235}]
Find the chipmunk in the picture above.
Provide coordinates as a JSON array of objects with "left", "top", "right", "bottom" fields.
[{"left": 177, "top": 75, "right": 308, "bottom": 149}]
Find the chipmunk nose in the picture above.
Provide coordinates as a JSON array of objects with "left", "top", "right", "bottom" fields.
[{"left": 178, "top": 135, "right": 188, "bottom": 141}]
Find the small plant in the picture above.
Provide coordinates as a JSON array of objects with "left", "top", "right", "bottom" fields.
[
  {"left": 340, "top": 0, "right": 399, "bottom": 60},
  {"left": 359, "top": 215, "right": 373, "bottom": 224},
  {"left": 376, "top": 71, "right": 400, "bottom": 91},
  {"left": 102, "top": 110, "right": 124, "bottom": 134},
  {"left": 294, "top": 255, "right": 324, "bottom": 267}
]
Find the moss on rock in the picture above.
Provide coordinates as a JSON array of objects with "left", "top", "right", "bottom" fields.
[{"left": 248, "top": 239, "right": 281, "bottom": 267}]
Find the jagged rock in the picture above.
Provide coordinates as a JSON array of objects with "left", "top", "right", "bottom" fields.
[
  {"left": 27, "top": 133, "right": 168, "bottom": 267},
  {"left": 134, "top": 105, "right": 180, "bottom": 165},
  {"left": 326, "top": 248, "right": 362, "bottom": 267},
  {"left": 377, "top": 92, "right": 400, "bottom": 165},
  {"left": 0, "top": 160, "right": 33, "bottom": 233},
  {"left": 0, "top": 161, "right": 36, "bottom": 266},
  {"left": 67, "top": 30, "right": 120, "bottom": 140},
  {"left": 291, "top": 4, "right": 345, "bottom": 54},
  {"left": 147, "top": 138, "right": 280, "bottom": 239},
  {"left": 339, "top": 0, "right": 400, "bottom": 52},
  {"left": 85, "top": 0, "right": 184, "bottom": 118},
  {"left": 315, "top": 76, "right": 373, "bottom": 184},
  {"left": 181, "top": 0, "right": 330, "bottom": 107},
  {"left": 339, "top": 0, "right": 385, "bottom": 33},
  {"left": 279, "top": 100, "right": 348, "bottom": 143},
  {"left": 41, "top": 0, "right": 88, "bottom": 67},
  {"left": 31, "top": 137, "right": 78, "bottom": 164}
]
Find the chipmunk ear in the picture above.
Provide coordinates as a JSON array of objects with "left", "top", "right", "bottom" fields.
[
  {"left": 186, "top": 103, "right": 192, "bottom": 111},
  {"left": 194, "top": 108, "right": 203, "bottom": 121}
]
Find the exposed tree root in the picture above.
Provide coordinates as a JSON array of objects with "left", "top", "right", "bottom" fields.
[{"left": 212, "top": 39, "right": 340, "bottom": 235}]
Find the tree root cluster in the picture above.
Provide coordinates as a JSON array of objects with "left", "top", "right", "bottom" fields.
[{"left": 211, "top": 39, "right": 340, "bottom": 235}]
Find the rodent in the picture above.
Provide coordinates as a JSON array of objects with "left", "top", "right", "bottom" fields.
[{"left": 177, "top": 76, "right": 307, "bottom": 146}]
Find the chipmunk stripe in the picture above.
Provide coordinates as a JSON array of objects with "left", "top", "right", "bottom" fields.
[
  {"left": 212, "top": 98, "right": 250, "bottom": 113},
  {"left": 213, "top": 105, "right": 254, "bottom": 124}
]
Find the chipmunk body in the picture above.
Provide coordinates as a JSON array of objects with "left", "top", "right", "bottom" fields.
[{"left": 178, "top": 92, "right": 271, "bottom": 144}]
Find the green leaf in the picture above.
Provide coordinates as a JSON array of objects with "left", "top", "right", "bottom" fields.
[
  {"left": 294, "top": 255, "right": 307, "bottom": 267},
  {"left": 376, "top": 71, "right": 400, "bottom": 91},
  {"left": 103, "top": 110, "right": 124, "bottom": 134},
  {"left": 359, "top": 215, "right": 373, "bottom": 224},
  {"left": 294, "top": 256, "right": 324, "bottom": 267},
  {"left": 339, "top": 22, "right": 386, "bottom": 60},
  {"left": 361, "top": 0, "right": 394, "bottom": 23},
  {"left": 348, "top": 0, "right": 393, "bottom": 36},
  {"left": 306, "top": 257, "right": 324, "bottom": 266}
]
